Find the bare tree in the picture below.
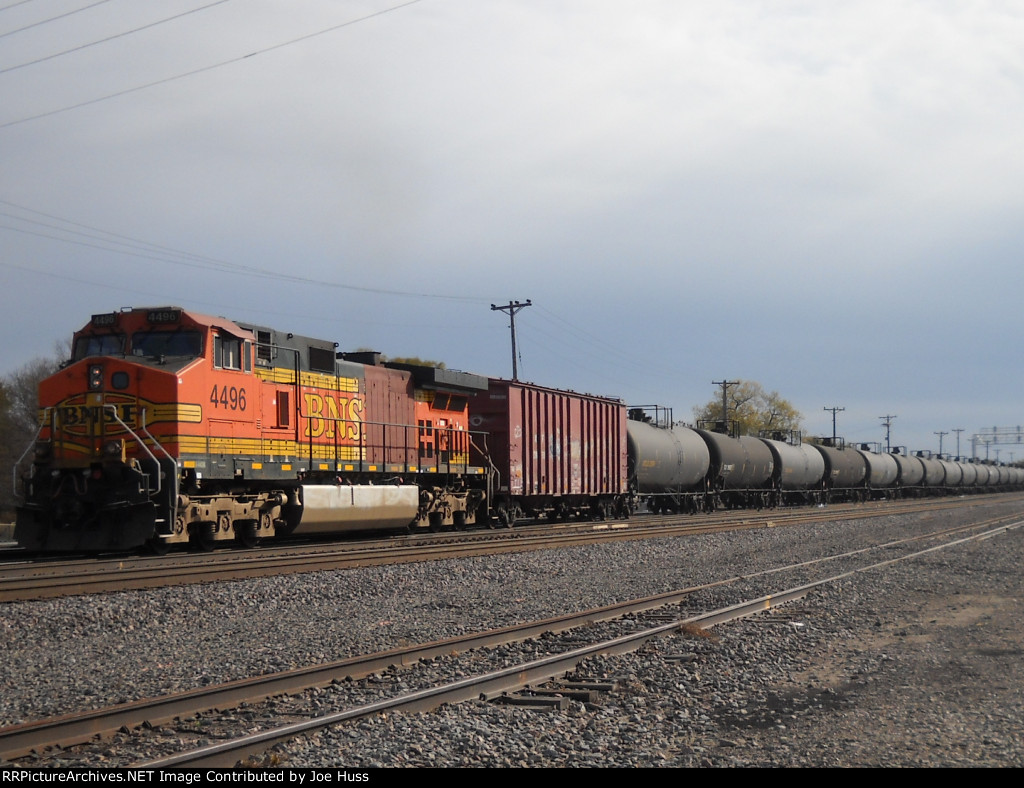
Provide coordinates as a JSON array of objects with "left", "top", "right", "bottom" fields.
[
  {"left": 693, "top": 380, "right": 803, "bottom": 437},
  {"left": 0, "top": 349, "right": 66, "bottom": 519}
]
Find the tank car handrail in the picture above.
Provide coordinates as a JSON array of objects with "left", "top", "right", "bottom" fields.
[
  {"left": 10, "top": 407, "right": 50, "bottom": 502},
  {"left": 103, "top": 404, "right": 163, "bottom": 499}
]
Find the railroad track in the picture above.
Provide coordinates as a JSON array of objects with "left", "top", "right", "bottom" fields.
[
  {"left": 1, "top": 494, "right": 1018, "bottom": 603},
  {"left": 3, "top": 505, "right": 1020, "bottom": 767}
]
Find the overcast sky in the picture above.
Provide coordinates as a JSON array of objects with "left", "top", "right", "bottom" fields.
[{"left": 3, "top": 1, "right": 1022, "bottom": 459}]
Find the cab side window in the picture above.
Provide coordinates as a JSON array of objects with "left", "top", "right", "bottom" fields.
[{"left": 214, "top": 334, "right": 251, "bottom": 371}]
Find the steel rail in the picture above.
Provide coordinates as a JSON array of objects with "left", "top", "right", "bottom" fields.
[
  {"left": 139, "top": 516, "right": 1024, "bottom": 769},
  {"left": 4, "top": 508, "right": 1020, "bottom": 762},
  {"left": 3, "top": 495, "right": 1016, "bottom": 602},
  {"left": 0, "top": 577, "right": 739, "bottom": 761},
  {"left": 139, "top": 588, "right": 817, "bottom": 769}
]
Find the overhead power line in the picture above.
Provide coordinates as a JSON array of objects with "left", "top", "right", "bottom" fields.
[
  {"left": 0, "top": 1, "right": 40, "bottom": 14},
  {"left": 0, "top": 0, "right": 113, "bottom": 39},
  {"left": 0, "top": 0, "right": 426, "bottom": 129},
  {"left": 0, "top": 198, "right": 482, "bottom": 302},
  {"left": 0, "top": 1, "right": 232, "bottom": 75}
]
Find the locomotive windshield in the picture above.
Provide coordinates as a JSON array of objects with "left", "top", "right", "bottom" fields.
[
  {"left": 131, "top": 330, "right": 202, "bottom": 358},
  {"left": 73, "top": 333, "right": 125, "bottom": 360}
]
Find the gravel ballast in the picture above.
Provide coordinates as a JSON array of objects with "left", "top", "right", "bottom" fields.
[{"left": 2, "top": 499, "right": 1022, "bottom": 768}]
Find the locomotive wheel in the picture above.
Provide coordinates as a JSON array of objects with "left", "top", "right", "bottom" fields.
[
  {"left": 146, "top": 537, "right": 170, "bottom": 556},
  {"left": 236, "top": 520, "right": 259, "bottom": 549},
  {"left": 191, "top": 522, "right": 217, "bottom": 552}
]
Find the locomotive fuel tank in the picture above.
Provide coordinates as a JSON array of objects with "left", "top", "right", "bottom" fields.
[
  {"left": 626, "top": 420, "right": 710, "bottom": 492},
  {"left": 290, "top": 484, "right": 419, "bottom": 534}
]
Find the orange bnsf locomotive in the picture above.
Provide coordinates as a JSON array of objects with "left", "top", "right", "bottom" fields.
[{"left": 14, "top": 307, "right": 494, "bottom": 552}]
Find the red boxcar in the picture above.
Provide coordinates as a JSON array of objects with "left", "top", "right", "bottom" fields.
[{"left": 470, "top": 379, "right": 629, "bottom": 525}]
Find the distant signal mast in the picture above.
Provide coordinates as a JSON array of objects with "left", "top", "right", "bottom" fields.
[{"left": 971, "top": 426, "right": 1024, "bottom": 460}]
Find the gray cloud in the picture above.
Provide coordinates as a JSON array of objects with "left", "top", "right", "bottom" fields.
[{"left": 2, "top": 1, "right": 1022, "bottom": 455}]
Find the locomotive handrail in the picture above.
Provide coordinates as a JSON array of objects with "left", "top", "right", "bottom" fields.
[
  {"left": 103, "top": 404, "right": 163, "bottom": 500},
  {"left": 10, "top": 408, "right": 50, "bottom": 502},
  {"left": 468, "top": 433, "right": 499, "bottom": 518},
  {"left": 294, "top": 407, "right": 483, "bottom": 475},
  {"left": 137, "top": 408, "right": 179, "bottom": 535},
  {"left": 138, "top": 408, "right": 176, "bottom": 469}
]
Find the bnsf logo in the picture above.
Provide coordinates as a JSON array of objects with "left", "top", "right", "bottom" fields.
[
  {"left": 303, "top": 392, "right": 365, "bottom": 440},
  {"left": 48, "top": 394, "right": 140, "bottom": 436}
]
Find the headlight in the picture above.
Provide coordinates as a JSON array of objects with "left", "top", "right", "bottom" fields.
[{"left": 103, "top": 439, "right": 125, "bottom": 461}]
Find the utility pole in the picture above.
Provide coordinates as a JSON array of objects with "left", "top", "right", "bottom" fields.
[
  {"left": 953, "top": 428, "right": 964, "bottom": 460},
  {"left": 490, "top": 300, "right": 531, "bottom": 381},
  {"left": 823, "top": 406, "right": 844, "bottom": 442},
  {"left": 879, "top": 414, "right": 897, "bottom": 453},
  {"left": 934, "top": 430, "right": 947, "bottom": 456},
  {"left": 712, "top": 380, "right": 739, "bottom": 429}
]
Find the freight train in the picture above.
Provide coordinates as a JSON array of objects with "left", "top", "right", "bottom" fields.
[{"left": 13, "top": 306, "right": 1022, "bottom": 552}]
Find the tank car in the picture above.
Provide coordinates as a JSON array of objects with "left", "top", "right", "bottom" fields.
[
  {"left": 938, "top": 457, "right": 964, "bottom": 489},
  {"left": 760, "top": 434, "right": 826, "bottom": 505},
  {"left": 15, "top": 307, "right": 490, "bottom": 552},
  {"left": 853, "top": 445, "right": 899, "bottom": 499},
  {"left": 811, "top": 439, "right": 868, "bottom": 502},
  {"left": 891, "top": 449, "right": 925, "bottom": 494},
  {"left": 626, "top": 416, "right": 710, "bottom": 513},
  {"left": 958, "top": 460, "right": 978, "bottom": 488},
  {"left": 693, "top": 427, "right": 774, "bottom": 508},
  {"left": 914, "top": 451, "right": 945, "bottom": 493}
]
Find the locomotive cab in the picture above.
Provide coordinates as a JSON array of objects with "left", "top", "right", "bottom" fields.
[{"left": 16, "top": 308, "right": 215, "bottom": 551}]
